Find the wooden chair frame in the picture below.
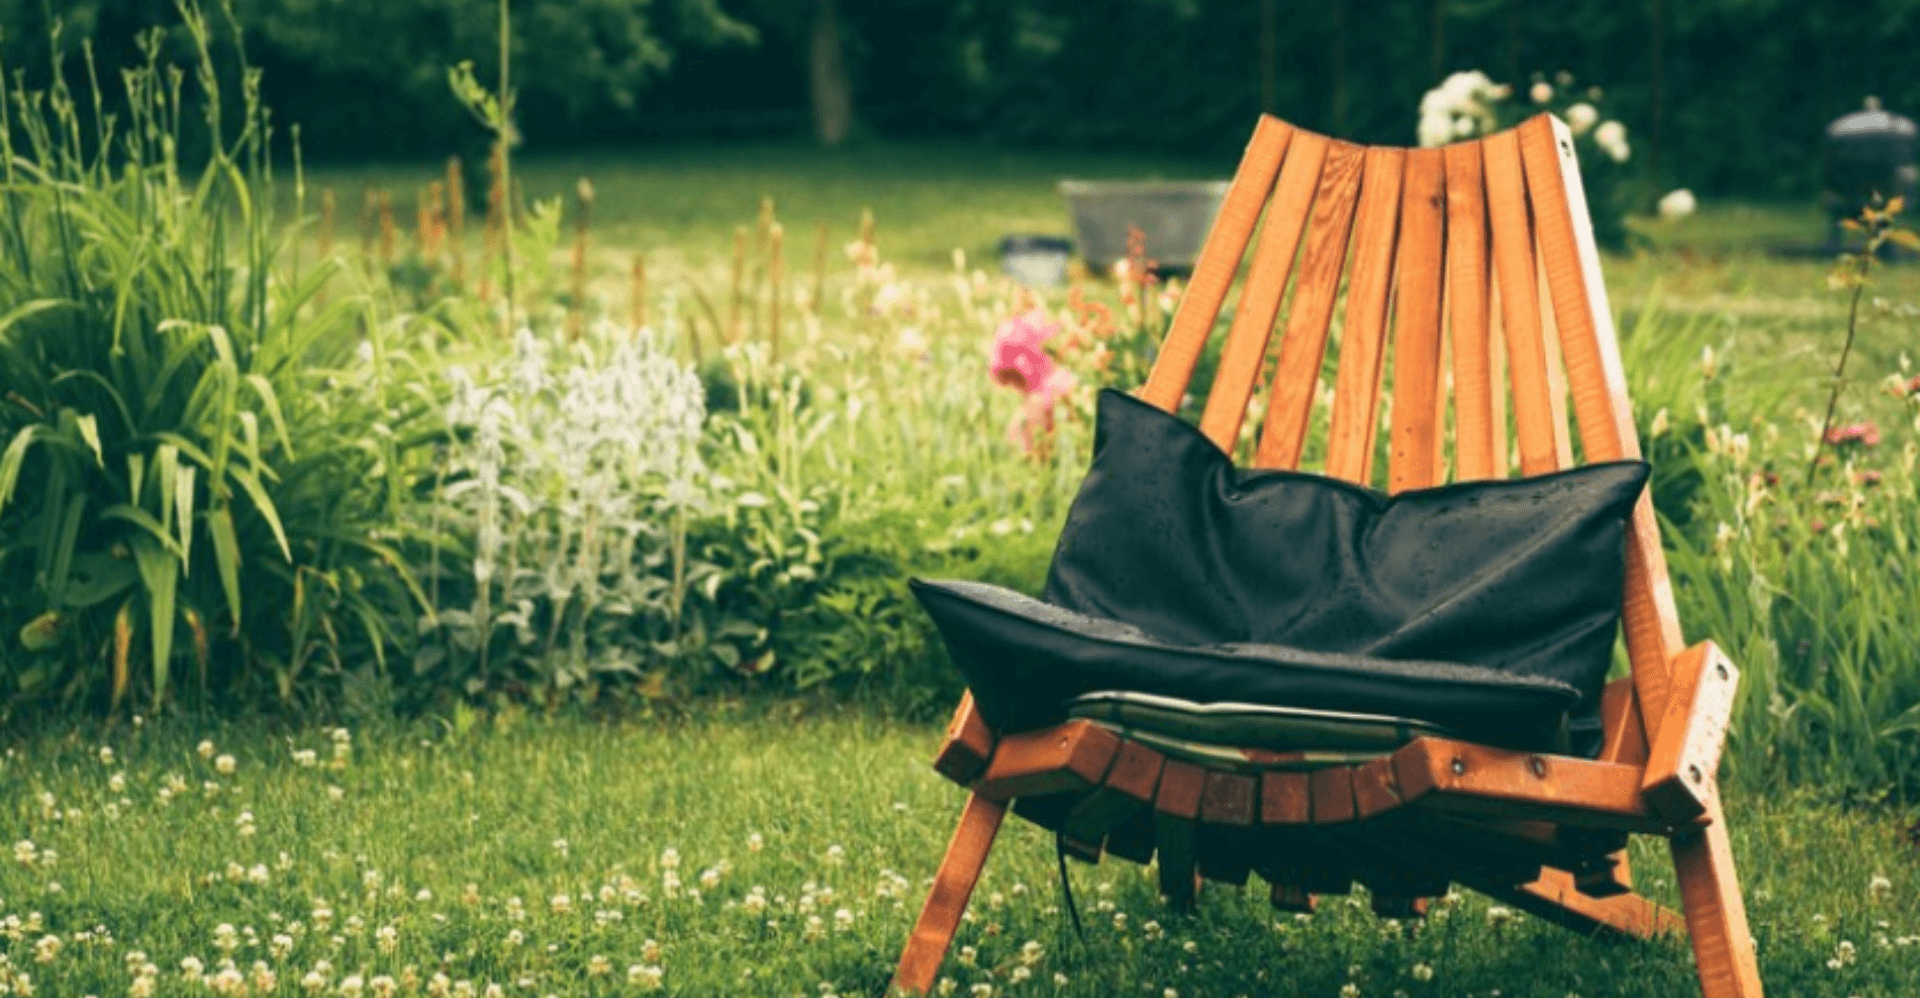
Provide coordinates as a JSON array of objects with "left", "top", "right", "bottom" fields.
[{"left": 891, "top": 114, "right": 1763, "bottom": 998}]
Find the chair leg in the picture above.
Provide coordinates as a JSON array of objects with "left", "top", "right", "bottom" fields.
[
  {"left": 1671, "top": 799, "right": 1764, "bottom": 998},
  {"left": 1483, "top": 866, "right": 1684, "bottom": 940},
  {"left": 892, "top": 793, "right": 1007, "bottom": 996}
]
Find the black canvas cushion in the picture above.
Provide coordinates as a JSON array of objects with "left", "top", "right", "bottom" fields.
[{"left": 915, "top": 389, "right": 1650, "bottom": 756}]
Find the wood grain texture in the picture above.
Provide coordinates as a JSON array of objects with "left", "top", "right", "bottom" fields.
[
  {"left": 1260, "top": 770, "right": 1313, "bottom": 825},
  {"left": 1198, "top": 129, "right": 1327, "bottom": 447},
  {"left": 1643, "top": 641, "right": 1740, "bottom": 825},
  {"left": 892, "top": 793, "right": 1006, "bottom": 994},
  {"left": 932, "top": 693, "right": 996, "bottom": 786},
  {"left": 1309, "top": 766, "right": 1359, "bottom": 824},
  {"left": 1392, "top": 738, "right": 1666, "bottom": 832},
  {"left": 1672, "top": 798, "right": 1765, "bottom": 997},
  {"left": 1480, "top": 866, "right": 1685, "bottom": 941},
  {"left": 1443, "top": 141, "right": 1498, "bottom": 481},
  {"left": 1482, "top": 128, "right": 1560, "bottom": 476},
  {"left": 1534, "top": 241, "right": 1576, "bottom": 469},
  {"left": 1140, "top": 116, "right": 1292, "bottom": 412},
  {"left": 974, "top": 721, "right": 1120, "bottom": 801},
  {"left": 1517, "top": 112, "right": 1686, "bottom": 738},
  {"left": 1324, "top": 146, "right": 1407, "bottom": 483},
  {"left": 1388, "top": 147, "right": 1448, "bottom": 493},
  {"left": 1063, "top": 739, "right": 1165, "bottom": 847},
  {"left": 1254, "top": 141, "right": 1366, "bottom": 470}
]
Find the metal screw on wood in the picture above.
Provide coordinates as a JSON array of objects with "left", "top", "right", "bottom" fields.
[
  {"left": 1716, "top": 662, "right": 1730, "bottom": 681},
  {"left": 1688, "top": 764, "right": 1704, "bottom": 784},
  {"left": 1528, "top": 757, "right": 1547, "bottom": 778},
  {"left": 1450, "top": 758, "right": 1466, "bottom": 775}
]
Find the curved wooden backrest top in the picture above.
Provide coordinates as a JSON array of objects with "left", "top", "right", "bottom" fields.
[{"left": 1137, "top": 113, "right": 1685, "bottom": 765}]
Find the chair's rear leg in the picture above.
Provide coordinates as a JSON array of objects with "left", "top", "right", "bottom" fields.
[
  {"left": 1672, "top": 800, "right": 1764, "bottom": 998},
  {"left": 893, "top": 793, "right": 1007, "bottom": 996}
]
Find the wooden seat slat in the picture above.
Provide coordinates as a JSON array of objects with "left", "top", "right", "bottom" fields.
[
  {"left": 1198, "top": 129, "right": 1327, "bottom": 448},
  {"left": 1482, "top": 128, "right": 1565, "bottom": 476},
  {"left": 1308, "top": 766, "right": 1359, "bottom": 824},
  {"left": 1141, "top": 116, "right": 1293, "bottom": 412},
  {"left": 1442, "top": 142, "right": 1498, "bottom": 482},
  {"left": 973, "top": 721, "right": 1119, "bottom": 801},
  {"left": 1062, "top": 740, "right": 1165, "bottom": 847},
  {"left": 1388, "top": 147, "right": 1449, "bottom": 493},
  {"left": 1254, "top": 141, "right": 1366, "bottom": 470},
  {"left": 933, "top": 693, "right": 995, "bottom": 785},
  {"left": 1324, "top": 146, "right": 1407, "bottom": 484}
]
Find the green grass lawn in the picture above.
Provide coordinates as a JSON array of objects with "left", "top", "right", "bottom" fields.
[{"left": 1, "top": 715, "right": 1914, "bottom": 997}]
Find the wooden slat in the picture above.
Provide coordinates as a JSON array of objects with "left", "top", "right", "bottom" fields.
[
  {"left": 1324, "top": 146, "right": 1407, "bottom": 483},
  {"left": 892, "top": 793, "right": 1006, "bottom": 995},
  {"left": 1482, "top": 128, "right": 1562, "bottom": 476},
  {"left": 1479, "top": 866, "right": 1685, "bottom": 941},
  {"left": 1517, "top": 113, "right": 1686, "bottom": 734},
  {"left": 1198, "top": 130, "right": 1327, "bottom": 448},
  {"left": 1600, "top": 676, "right": 1651, "bottom": 766},
  {"left": 1672, "top": 799, "right": 1765, "bottom": 997},
  {"left": 1140, "top": 116, "right": 1293, "bottom": 412},
  {"left": 1443, "top": 141, "right": 1498, "bottom": 481},
  {"left": 1387, "top": 147, "right": 1448, "bottom": 492},
  {"left": 1153, "top": 760, "right": 1206, "bottom": 909},
  {"left": 1253, "top": 141, "right": 1366, "bottom": 470},
  {"left": 1391, "top": 738, "right": 1669, "bottom": 833},
  {"left": 1351, "top": 755, "right": 1406, "bottom": 819},
  {"left": 932, "top": 693, "right": 996, "bottom": 786},
  {"left": 1643, "top": 641, "right": 1740, "bottom": 824},
  {"left": 1535, "top": 241, "right": 1577, "bottom": 469},
  {"left": 1063, "top": 739, "right": 1165, "bottom": 847},
  {"left": 973, "top": 721, "right": 1119, "bottom": 801},
  {"left": 1260, "top": 770, "right": 1312, "bottom": 825},
  {"left": 1308, "top": 766, "right": 1358, "bottom": 824}
]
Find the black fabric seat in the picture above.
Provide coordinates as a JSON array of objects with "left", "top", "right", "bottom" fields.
[{"left": 914, "top": 390, "right": 1650, "bottom": 756}]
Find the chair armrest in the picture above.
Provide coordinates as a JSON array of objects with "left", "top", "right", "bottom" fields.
[{"left": 1641, "top": 641, "right": 1740, "bottom": 825}]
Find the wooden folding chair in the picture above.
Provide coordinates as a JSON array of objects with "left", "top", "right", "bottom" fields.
[{"left": 892, "top": 114, "right": 1762, "bottom": 998}]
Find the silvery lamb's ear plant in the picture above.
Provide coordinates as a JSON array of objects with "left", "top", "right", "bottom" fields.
[
  {"left": 0, "top": 3, "right": 430, "bottom": 714},
  {"left": 420, "top": 322, "right": 727, "bottom": 697}
]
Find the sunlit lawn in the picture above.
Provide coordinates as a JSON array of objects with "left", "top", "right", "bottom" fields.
[{"left": 2, "top": 714, "right": 1915, "bottom": 997}]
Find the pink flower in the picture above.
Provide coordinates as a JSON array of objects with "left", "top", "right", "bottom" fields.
[
  {"left": 991, "top": 309, "right": 1076, "bottom": 454},
  {"left": 1824, "top": 422, "right": 1881, "bottom": 447}
]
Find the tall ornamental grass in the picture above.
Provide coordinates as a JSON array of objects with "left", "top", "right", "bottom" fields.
[{"left": 0, "top": 11, "right": 425, "bottom": 715}]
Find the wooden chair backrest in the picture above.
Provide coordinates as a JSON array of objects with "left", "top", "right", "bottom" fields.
[{"left": 1138, "top": 114, "right": 1683, "bottom": 766}]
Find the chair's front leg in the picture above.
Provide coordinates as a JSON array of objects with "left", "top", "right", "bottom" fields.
[
  {"left": 1672, "top": 796, "right": 1764, "bottom": 998},
  {"left": 893, "top": 793, "right": 1007, "bottom": 996}
]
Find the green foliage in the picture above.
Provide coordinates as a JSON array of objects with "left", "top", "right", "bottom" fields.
[{"left": 0, "top": 9, "right": 424, "bottom": 714}]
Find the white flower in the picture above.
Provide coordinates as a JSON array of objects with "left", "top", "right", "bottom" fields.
[
  {"left": 97, "top": 746, "right": 114, "bottom": 765},
  {"left": 1659, "top": 189, "right": 1697, "bottom": 221},
  {"left": 746, "top": 833, "right": 764, "bottom": 853},
  {"left": 1594, "top": 120, "right": 1630, "bottom": 163},
  {"left": 1869, "top": 873, "right": 1893, "bottom": 898},
  {"left": 181, "top": 956, "right": 206, "bottom": 980},
  {"left": 198, "top": 740, "right": 216, "bottom": 760},
  {"left": 1566, "top": 102, "right": 1598, "bottom": 135},
  {"left": 1417, "top": 111, "right": 1459, "bottom": 148},
  {"left": 1411, "top": 963, "right": 1434, "bottom": 981},
  {"left": 214, "top": 754, "right": 237, "bottom": 776},
  {"left": 1531, "top": 81, "right": 1554, "bottom": 104},
  {"left": 107, "top": 772, "right": 126, "bottom": 793},
  {"left": 627, "top": 965, "right": 663, "bottom": 991},
  {"left": 1454, "top": 115, "right": 1477, "bottom": 138},
  {"left": 293, "top": 749, "right": 318, "bottom": 768}
]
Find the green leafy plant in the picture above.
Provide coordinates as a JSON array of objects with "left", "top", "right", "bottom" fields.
[{"left": 0, "top": 7, "right": 425, "bottom": 713}]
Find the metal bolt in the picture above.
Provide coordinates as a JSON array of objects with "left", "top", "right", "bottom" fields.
[
  {"left": 1688, "top": 764, "right": 1704, "bottom": 784},
  {"left": 1450, "top": 758, "right": 1466, "bottom": 775},
  {"left": 1716, "top": 662, "right": 1730, "bottom": 681},
  {"left": 1528, "top": 757, "right": 1547, "bottom": 778}
]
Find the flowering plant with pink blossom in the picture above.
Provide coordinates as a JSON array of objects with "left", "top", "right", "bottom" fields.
[{"left": 990, "top": 309, "right": 1078, "bottom": 456}]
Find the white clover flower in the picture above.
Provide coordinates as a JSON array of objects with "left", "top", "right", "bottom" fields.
[
  {"left": 181, "top": 956, "right": 206, "bottom": 980},
  {"left": 587, "top": 956, "right": 610, "bottom": 978},
  {"left": 107, "top": 772, "right": 126, "bottom": 793},
  {"left": 699, "top": 867, "right": 720, "bottom": 891},
  {"left": 971, "top": 985, "right": 995, "bottom": 998},
  {"left": 746, "top": 833, "right": 764, "bottom": 854},
  {"left": 251, "top": 962, "right": 278, "bottom": 992},
  {"left": 31, "top": 935, "right": 58, "bottom": 964},
  {"left": 1486, "top": 905, "right": 1517, "bottom": 926},
  {"left": 198, "top": 740, "right": 217, "bottom": 760},
  {"left": 1594, "top": 120, "right": 1630, "bottom": 163},
  {"left": 627, "top": 964, "right": 663, "bottom": 991},
  {"left": 377, "top": 925, "right": 399, "bottom": 954},
  {"left": 659, "top": 848, "right": 679, "bottom": 871},
  {"left": 505, "top": 929, "right": 524, "bottom": 947},
  {"left": 1659, "top": 189, "right": 1697, "bottom": 221},
  {"left": 1566, "top": 102, "right": 1599, "bottom": 135},
  {"left": 210, "top": 967, "right": 247, "bottom": 996},
  {"left": 1411, "top": 962, "right": 1433, "bottom": 981},
  {"left": 214, "top": 754, "right": 237, "bottom": 776},
  {"left": 1339, "top": 985, "right": 1359, "bottom": 998},
  {"left": 340, "top": 974, "right": 366, "bottom": 997},
  {"left": 834, "top": 908, "right": 854, "bottom": 932},
  {"left": 97, "top": 746, "right": 114, "bottom": 765},
  {"left": 1532, "top": 81, "right": 1554, "bottom": 104},
  {"left": 293, "top": 749, "right": 318, "bottom": 768},
  {"left": 825, "top": 844, "right": 845, "bottom": 865},
  {"left": 1869, "top": 873, "right": 1893, "bottom": 898},
  {"left": 12, "top": 841, "right": 35, "bottom": 865},
  {"left": 548, "top": 893, "right": 571, "bottom": 915},
  {"left": 641, "top": 939, "right": 661, "bottom": 964}
]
